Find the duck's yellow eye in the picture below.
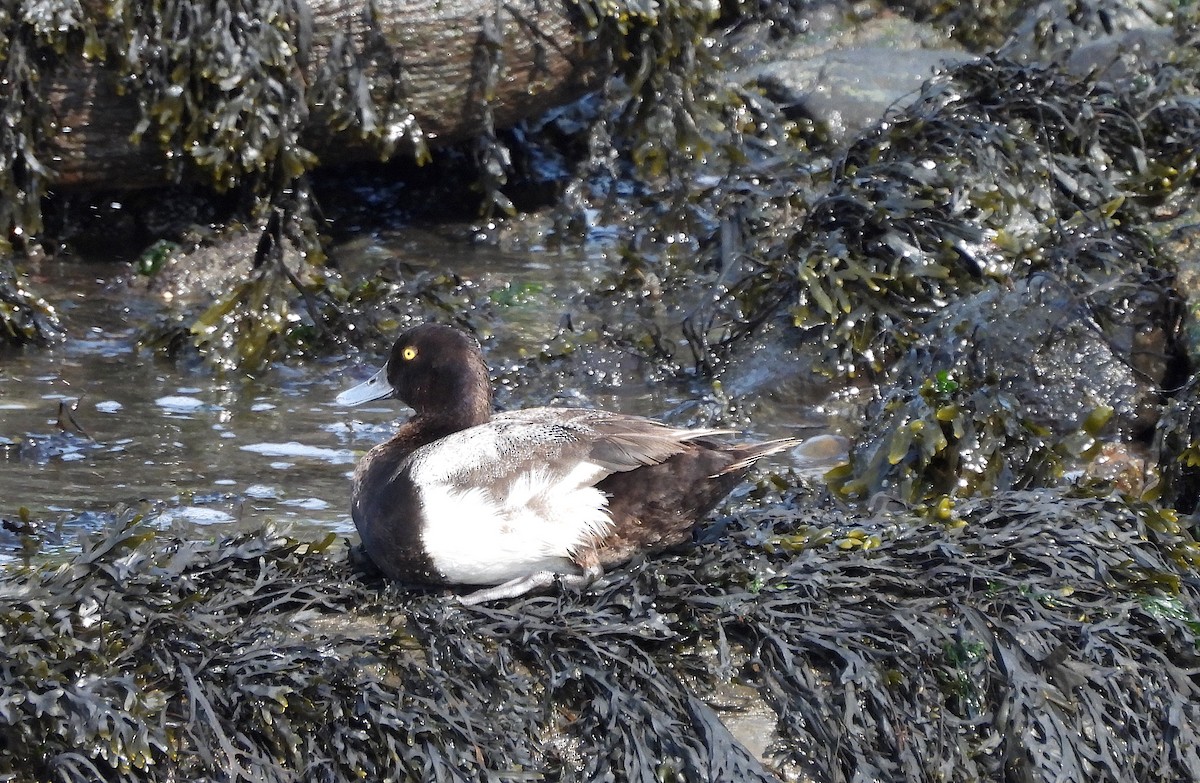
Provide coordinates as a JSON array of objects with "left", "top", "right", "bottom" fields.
[{"left": 401, "top": 346, "right": 418, "bottom": 361}]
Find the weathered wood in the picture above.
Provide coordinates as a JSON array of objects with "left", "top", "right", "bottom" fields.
[{"left": 37, "top": 0, "right": 600, "bottom": 191}]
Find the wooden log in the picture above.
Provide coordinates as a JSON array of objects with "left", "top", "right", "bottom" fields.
[{"left": 36, "top": 0, "right": 600, "bottom": 191}]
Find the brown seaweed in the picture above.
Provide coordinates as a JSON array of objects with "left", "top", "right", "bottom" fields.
[{"left": 2, "top": 485, "right": 1198, "bottom": 782}]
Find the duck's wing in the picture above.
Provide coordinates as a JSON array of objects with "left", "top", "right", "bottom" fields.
[
  {"left": 492, "top": 407, "right": 734, "bottom": 474},
  {"left": 395, "top": 408, "right": 726, "bottom": 489}
]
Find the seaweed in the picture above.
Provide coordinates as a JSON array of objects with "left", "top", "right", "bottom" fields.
[
  {"left": 598, "top": 45, "right": 1200, "bottom": 504},
  {"left": 306, "top": 0, "right": 429, "bottom": 166},
  {"left": 0, "top": 257, "right": 64, "bottom": 346},
  {"left": 0, "top": 514, "right": 540, "bottom": 782},
  {"left": 731, "top": 488, "right": 1200, "bottom": 781},
  {"left": 110, "top": 0, "right": 315, "bottom": 194},
  {"left": 827, "top": 226, "right": 1182, "bottom": 503},
  {"left": 1154, "top": 373, "right": 1200, "bottom": 520},
  {"left": 2, "top": 486, "right": 1199, "bottom": 782},
  {"left": 0, "top": 0, "right": 84, "bottom": 257},
  {"left": 689, "top": 53, "right": 1200, "bottom": 375}
]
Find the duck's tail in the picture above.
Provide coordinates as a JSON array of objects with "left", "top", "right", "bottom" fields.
[{"left": 719, "top": 437, "right": 799, "bottom": 474}]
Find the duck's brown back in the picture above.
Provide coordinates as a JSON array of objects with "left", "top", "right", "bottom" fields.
[{"left": 592, "top": 438, "right": 787, "bottom": 566}]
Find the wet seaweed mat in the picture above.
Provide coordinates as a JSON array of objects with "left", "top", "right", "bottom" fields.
[{"left": 1, "top": 490, "right": 1199, "bottom": 782}]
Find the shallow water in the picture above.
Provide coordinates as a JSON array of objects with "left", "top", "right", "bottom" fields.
[
  {"left": 0, "top": 233, "right": 837, "bottom": 562},
  {"left": 0, "top": 260, "right": 359, "bottom": 548}
]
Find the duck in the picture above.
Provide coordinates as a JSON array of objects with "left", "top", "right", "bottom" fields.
[{"left": 336, "top": 322, "right": 796, "bottom": 605}]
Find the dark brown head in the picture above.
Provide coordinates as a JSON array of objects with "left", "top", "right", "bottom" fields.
[{"left": 336, "top": 323, "right": 492, "bottom": 430}]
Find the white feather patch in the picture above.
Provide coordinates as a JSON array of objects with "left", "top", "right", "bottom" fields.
[{"left": 417, "top": 460, "right": 614, "bottom": 585}]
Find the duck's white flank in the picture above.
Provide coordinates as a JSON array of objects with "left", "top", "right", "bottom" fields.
[{"left": 415, "top": 460, "right": 614, "bottom": 585}]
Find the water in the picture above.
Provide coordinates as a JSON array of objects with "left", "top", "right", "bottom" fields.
[
  {"left": 0, "top": 262, "right": 363, "bottom": 546},
  {"left": 0, "top": 233, "right": 839, "bottom": 561}
]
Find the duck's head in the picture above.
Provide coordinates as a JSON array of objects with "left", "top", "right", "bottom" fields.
[{"left": 336, "top": 323, "right": 491, "bottom": 426}]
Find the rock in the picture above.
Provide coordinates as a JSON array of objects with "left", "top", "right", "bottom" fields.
[
  {"left": 1155, "top": 374, "right": 1200, "bottom": 516},
  {"left": 834, "top": 271, "right": 1175, "bottom": 501},
  {"left": 1004, "top": 0, "right": 1176, "bottom": 69},
  {"left": 1063, "top": 27, "right": 1178, "bottom": 81},
  {"left": 940, "top": 275, "right": 1167, "bottom": 436},
  {"left": 137, "top": 226, "right": 311, "bottom": 304},
  {"left": 1163, "top": 223, "right": 1200, "bottom": 366},
  {"left": 754, "top": 45, "right": 976, "bottom": 144},
  {"left": 732, "top": 12, "right": 973, "bottom": 145}
]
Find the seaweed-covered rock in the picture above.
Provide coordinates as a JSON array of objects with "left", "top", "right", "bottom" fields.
[
  {"left": 891, "top": 0, "right": 1181, "bottom": 59},
  {"left": 1004, "top": 0, "right": 1178, "bottom": 68},
  {"left": 688, "top": 51, "right": 1200, "bottom": 376},
  {"left": 830, "top": 244, "right": 1180, "bottom": 502},
  {"left": 0, "top": 259, "right": 64, "bottom": 347},
  {"left": 137, "top": 208, "right": 334, "bottom": 371},
  {"left": 2, "top": 488, "right": 1199, "bottom": 783},
  {"left": 136, "top": 225, "right": 309, "bottom": 304}
]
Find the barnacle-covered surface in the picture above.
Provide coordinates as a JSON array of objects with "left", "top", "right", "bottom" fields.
[{"left": 2, "top": 489, "right": 1198, "bottom": 782}]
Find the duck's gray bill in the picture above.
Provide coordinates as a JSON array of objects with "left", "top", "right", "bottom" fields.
[{"left": 336, "top": 366, "right": 393, "bottom": 406}]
